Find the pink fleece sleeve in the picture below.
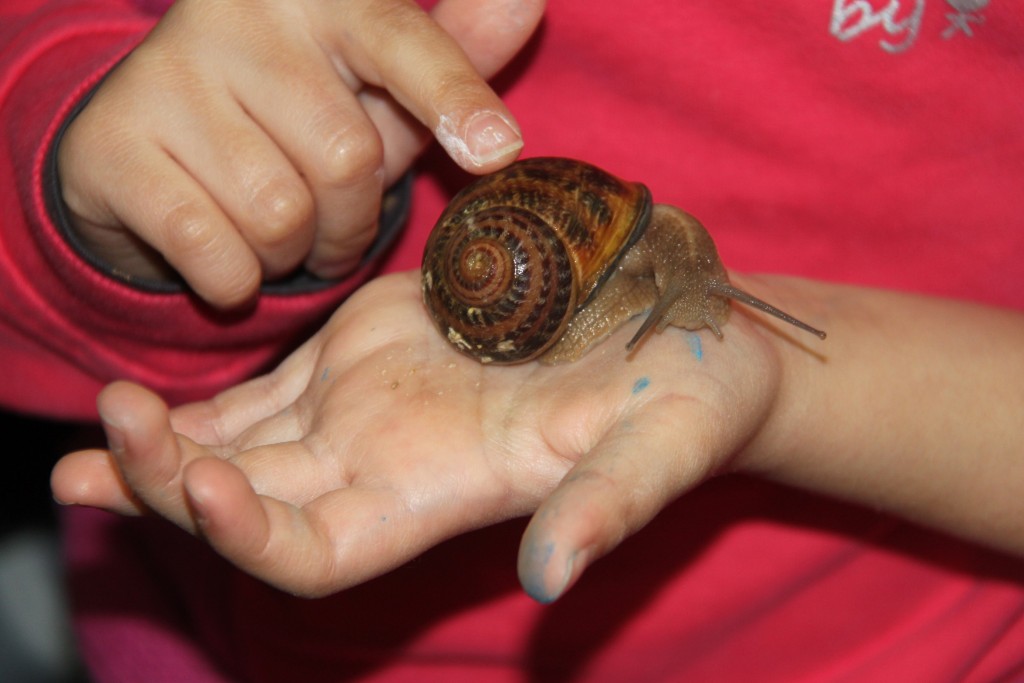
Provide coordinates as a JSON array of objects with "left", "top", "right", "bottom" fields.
[{"left": 1, "top": 0, "right": 371, "bottom": 419}]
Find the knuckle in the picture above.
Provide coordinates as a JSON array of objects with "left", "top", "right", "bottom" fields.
[
  {"left": 315, "top": 123, "right": 384, "bottom": 188},
  {"left": 156, "top": 202, "right": 258, "bottom": 305},
  {"left": 248, "top": 176, "right": 314, "bottom": 247},
  {"left": 158, "top": 200, "right": 215, "bottom": 257}
]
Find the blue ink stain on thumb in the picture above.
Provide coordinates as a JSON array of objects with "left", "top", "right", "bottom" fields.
[
  {"left": 632, "top": 377, "right": 650, "bottom": 394},
  {"left": 520, "top": 541, "right": 559, "bottom": 604}
]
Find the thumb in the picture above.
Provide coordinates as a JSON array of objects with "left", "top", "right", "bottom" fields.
[{"left": 517, "top": 394, "right": 718, "bottom": 603}]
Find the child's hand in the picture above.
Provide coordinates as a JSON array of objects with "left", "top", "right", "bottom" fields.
[
  {"left": 58, "top": 0, "right": 543, "bottom": 307},
  {"left": 52, "top": 270, "right": 784, "bottom": 601}
]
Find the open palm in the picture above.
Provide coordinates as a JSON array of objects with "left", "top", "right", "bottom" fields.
[{"left": 53, "top": 271, "right": 784, "bottom": 601}]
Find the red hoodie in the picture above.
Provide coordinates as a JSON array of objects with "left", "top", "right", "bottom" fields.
[{"left": 4, "top": 1, "right": 1024, "bottom": 681}]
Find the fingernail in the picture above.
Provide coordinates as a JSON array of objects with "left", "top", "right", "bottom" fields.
[
  {"left": 465, "top": 112, "right": 522, "bottom": 166},
  {"left": 436, "top": 111, "right": 523, "bottom": 169}
]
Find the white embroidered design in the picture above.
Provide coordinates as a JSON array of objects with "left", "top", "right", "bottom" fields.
[
  {"left": 830, "top": 0, "right": 926, "bottom": 52},
  {"left": 830, "top": 0, "right": 992, "bottom": 51},
  {"left": 943, "top": 0, "right": 989, "bottom": 39}
]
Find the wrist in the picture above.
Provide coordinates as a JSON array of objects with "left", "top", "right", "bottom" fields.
[{"left": 724, "top": 273, "right": 832, "bottom": 479}]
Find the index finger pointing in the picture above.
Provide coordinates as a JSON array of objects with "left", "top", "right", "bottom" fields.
[{"left": 320, "top": 0, "right": 524, "bottom": 172}]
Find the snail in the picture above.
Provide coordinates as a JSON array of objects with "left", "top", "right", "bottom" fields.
[{"left": 421, "top": 157, "right": 825, "bottom": 364}]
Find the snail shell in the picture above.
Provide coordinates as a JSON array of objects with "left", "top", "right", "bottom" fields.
[{"left": 421, "top": 157, "right": 825, "bottom": 364}]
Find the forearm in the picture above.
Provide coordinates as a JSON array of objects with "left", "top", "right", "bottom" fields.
[{"left": 745, "top": 277, "right": 1024, "bottom": 556}]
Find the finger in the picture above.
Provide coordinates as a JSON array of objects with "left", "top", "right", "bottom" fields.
[
  {"left": 180, "top": 401, "right": 346, "bottom": 505},
  {"left": 153, "top": 87, "right": 316, "bottom": 280},
  {"left": 121, "top": 157, "right": 261, "bottom": 306},
  {"left": 97, "top": 381, "right": 215, "bottom": 531},
  {"left": 50, "top": 449, "right": 145, "bottom": 515},
  {"left": 183, "top": 457, "right": 433, "bottom": 597},
  {"left": 325, "top": 0, "right": 526, "bottom": 173},
  {"left": 230, "top": 38, "right": 384, "bottom": 280},
  {"left": 60, "top": 78, "right": 263, "bottom": 308},
  {"left": 169, "top": 329, "right": 325, "bottom": 444},
  {"left": 517, "top": 395, "right": 718, "bottom": 603},
  {"left": 362, "top": 0, "right": 545, "bottom": 184},
  {"left": 63, "top": 140, "right": 261, "bottom": 308},
  {"left": 182, "top": 457, "right": 338, "bottom": 596}
]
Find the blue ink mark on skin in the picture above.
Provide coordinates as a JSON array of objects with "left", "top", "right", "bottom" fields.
[
  {"left": 521, "top": 541, "right": 558, "bottom": 604},
  {"left": 320, "top": 367, "right": 330, "bottom": 382},
  {"left": 687, "top": 334, "right": 703, "bottom": 361},
  {"left": 632, "top": 377, "right": 651, "bottom": 394}
]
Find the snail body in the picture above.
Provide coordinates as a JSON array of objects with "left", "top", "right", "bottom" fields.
[{"left": 422, "top": 157, "right": 825, "bottom": 364}]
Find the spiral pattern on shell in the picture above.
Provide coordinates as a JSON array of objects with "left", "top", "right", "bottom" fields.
[
  {"left": 422, "top": 158, "right": 652, "bottom": 364},
  {"left": 423, "top": 205, "right": 573, "bottom": 363}
]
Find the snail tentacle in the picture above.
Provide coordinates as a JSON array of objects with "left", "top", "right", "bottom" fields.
[
  {"left": 707, "top": 282, "right": 827, "bottom": 340},
  {"left": 422, "top": 158, "right": 826, "bottom": 365}
]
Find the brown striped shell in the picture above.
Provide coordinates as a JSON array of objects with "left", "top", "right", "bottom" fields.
[
  {"left": 422, "top": 158, "right": 827, "bottom": 365},
  {"left": 421, "top": 157, "right": 651, "bottom": 364}
]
